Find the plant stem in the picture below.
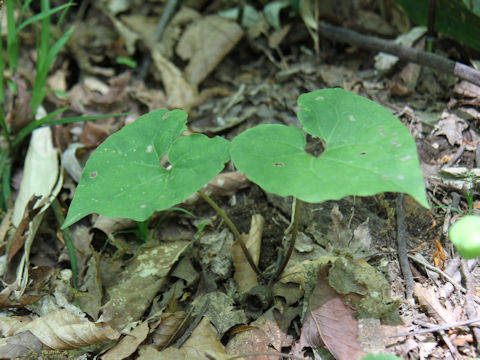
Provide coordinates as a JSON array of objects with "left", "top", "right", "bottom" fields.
[
  {"left": 272, "top": 198, "right": 302, "bottom": 282},
  {"left": 196, "top": 190, "right": 262, "bottom": 277}
]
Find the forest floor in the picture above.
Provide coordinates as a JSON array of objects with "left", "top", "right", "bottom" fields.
[{"left": 2, "top": 1, "right": 480, "bottom": 359}]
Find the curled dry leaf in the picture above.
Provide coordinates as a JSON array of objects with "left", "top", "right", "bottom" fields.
[
  {"left": 150, "top": 311, "right": 187, "bottom": 349},
  {"left": 414, "top": 283, "right": 456, "bottom": 324},
  {"left": 1, "top": 310, "right": 119, "bottom": 350},
  {"left": 151, "top": 48, "right": 199, "bottom": 111},
  {"left": 232, "top": 214, "right": 264, "bottom": 293},
  {"left": 151, "top": 317, "right": 230, "bottom": 360},
  {"left": 176, "top": 15, "right": 243, "bottom": 86},
  {"left": 101, "top": 320, "right": 149, "bottom": 360},
  {"left": 183, "top": 171, "right": 250, "bottom": 205}
]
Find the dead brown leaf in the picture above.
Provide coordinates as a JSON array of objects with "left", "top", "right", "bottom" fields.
[
  {"left": 176, "top": 15, "right": 243, "bottom": 86},
  {"left": 294, "top": 276, "right": 366, "bottom": 360},
  {"left": 155, "top": 317, "right": 231, "bottom": 359},
  {"left": 226, "top": 309, "right": 292, "bottom": 360},
  {"left": 0, "top": 309, "right": 120, "bottom": 350},
  {"left": 0, "top": 330, "right": 43, "bottom": 359},
  {"left": 151, "top": 48, "right": 199, "bottom": 111},
  {"left": 100, "top": 240, "right": 190, "bottom": 331},
  {"left": 101, "top": 320, "right": 149, "bottom": 360},
  {"left": 414, "top": 283, "right": 456, "bottom": 324},
  {"left": 232, "top": 214, "right": 263, "bottom": 293}
]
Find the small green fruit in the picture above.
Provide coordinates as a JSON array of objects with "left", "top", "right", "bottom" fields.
[{"left": 449, "top": 215, "right": 480, "bottom": 259}]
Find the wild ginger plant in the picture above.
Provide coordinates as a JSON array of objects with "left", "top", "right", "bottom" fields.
[{"left": 62, "top": 88, "right": 429, "bottom": 280}]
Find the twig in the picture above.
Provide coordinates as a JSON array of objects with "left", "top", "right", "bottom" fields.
[
  {"left": 396, "top": 194, "right": 414, "bottom": 300},
  {"left": 317, "top": 22, "right": 480, "bottom": 86},
  {"left": 408, "top": 254, "right": 467, "bottom": 293},
  {"left": 390, "top": 317, "right": 480, "bottom": 337},
  {"left": 173, "top": 298, "right": 210, "bottom": 348},
  {"left": 227, "top": 352, "right": 304, "bottom": 360},
  {"left": 137, "top": 0, "right": 178, "bottom": 80},
  {"left": 460, "top": 259, "right": 480, "bottom": 351},
  {"left": 446, "top": 141, "right": 466, "bottom": 167}
]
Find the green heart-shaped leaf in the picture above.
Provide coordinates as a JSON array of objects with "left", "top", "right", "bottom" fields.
[
  {"left": 63, "top": 109, "right": 230, "bottom": 228},
  {"left": 231, "top": 88, "right": 428, "bottom": 207}
]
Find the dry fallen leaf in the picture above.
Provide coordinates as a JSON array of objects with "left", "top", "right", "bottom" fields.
[
  {"left": 0, "top": 309, "right": 120, "bottom": 350},
  {"left": 0, "top": 330, "right": 43, "bottom": 359},
  {"left": 100, "top": 241, "right": 190, "bottom": 331},
  {"left": 226, "top": 309, "right": 292, "bottom": 360},
  {"left": 294, "top": 276, "right": 366, "bottom": 360},
  {"left": 151, "top": 48, "right": 199, "bottom": 111},
  {"left": 155, "top": 317, "right": 231, "bottom": 360},
  {"left": 101, "top": 320, "right": 149, "bottom": 360},
  {"left": 414, "top": 283, "right": 456, "bottom": 324},
  {"left": 176, "top": 15, "right": 243, "bottom": 86},
  {"left": 232, "top": 214, "right": 263, "bottom": 293}
]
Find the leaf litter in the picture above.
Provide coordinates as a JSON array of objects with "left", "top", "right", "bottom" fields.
[{"left": 3, "top": 1, "right": 480, "bottom": 359}]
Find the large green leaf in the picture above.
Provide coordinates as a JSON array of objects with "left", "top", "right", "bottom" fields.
[
  {"left": 231, "top": 88, "right": 429, "bottom": 207},
  {"left": 63, "top": 109, "right": 230, "bottom": 228},
  {"left": 394, "top": 0, "right": 480, "bottom": 51}
]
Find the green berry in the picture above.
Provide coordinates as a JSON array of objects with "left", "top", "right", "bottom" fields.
[{"left": 449, "top": 215, "right": 480, "bottom": 259}]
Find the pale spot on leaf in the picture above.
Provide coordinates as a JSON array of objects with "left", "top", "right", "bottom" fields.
[
  {"left": 315, "top": 96, "right": 324, "bottom": 101},
  {"left": 349, "top": 115, "right": 356, "bottom": 122},
  {"left": 147, "top": 145, "right": 153, "bottom": 153}
]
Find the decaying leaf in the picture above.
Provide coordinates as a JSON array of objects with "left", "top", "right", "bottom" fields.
[
  {"left": 10, "top": 122, "right": 63, "bottom": 296},
  {"left": 195, "top": 292, "right": 247, "bottom": 339},
  {"left": 327, "top": 257, "right": 401, "bottom": 324},
  {"left": 101, "top": 320, "right": 149, "bottom": 360},
  {"left": 0, "top": 309, "right": 119, "bottom": 350},
  {"left": 183, "top": 172, "right": 250, "bottom": 204},
  {"left": 294, "top": 276, "right": 366, "bottom": 360},
  {"left": 151, "top": 48, "right": 199, "bottom": 111},
  {"left": 232, "top": 214, "right": 263, "bottom": 293},
  {"left": 150, "top": 311, "right": 187, "bottom": 349},
  {"left": 226, "top": 309, "right": 292, "bottom": 360},
  {"left": 100, "top": 240, "right": 190, "bottom": 331},
  {"left": 153, "top": 317, "right": 230, "bottom": 359},
  {"left": 432, "top": 112, "right": 469, "bottom": 147},
  {"left": 176, "top": 15, "right": 243, "bottom": 86},
  {"left": 0, "top": 330, "right": 43, "bottom": 359},
  {"left": 414, "top": 283, "right": 456, "bottom": 324}
]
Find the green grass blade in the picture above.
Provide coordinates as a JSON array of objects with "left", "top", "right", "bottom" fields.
[
  {"left": 19, "top": 0, "right": 34, "bottom": 24},
  {"left": 0, "top": 156, "right": 11, "bottom": 211},
  {"left": 16, "top": 3, "right": 72, "bottom": 32},
  {"left": 52, "top": 200, "right": 78, "bottom": 289},
  {"left": 0, "top": 30, "right": 5, "bottom": 105},
  {"left": 56, "top": 0, "right": 74, "bottom": 29},
  {"left": 6, "top": 0, "right": 18, "bottom": 72},
  {"left": 31, "top": 26, "right": 74, "bottom": 114},
  {"left": 13, "top": 111, "right": 129, "bottom": 147}
]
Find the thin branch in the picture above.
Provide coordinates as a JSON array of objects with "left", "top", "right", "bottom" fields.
[
  {"left": 317, "top": 22, "right": 480, "bottom": 86},
  {"left": 390, "top": 317, "right": 480, "bottom": 337},
  {"left": 396, "top": 193, "right": 414, "bottom": 300}
]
